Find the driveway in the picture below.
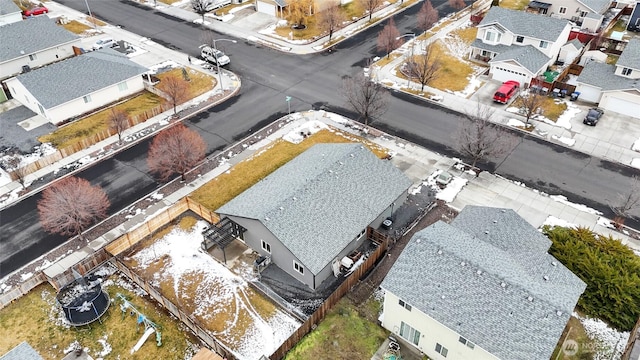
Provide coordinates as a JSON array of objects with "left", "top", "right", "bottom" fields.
[{"left": 0, "top": 103, "right": 55, "bottom": 153}]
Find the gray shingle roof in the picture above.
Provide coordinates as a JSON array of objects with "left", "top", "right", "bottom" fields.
[
  {"left": 0, "top": 0, "right": 20, "bottom": 16},
  {"left": 0, "top": 16, "right": 79, "bottom": 63},
  {"left": 470, "top": 38, "right": 511, "bottom": 54},
  {"left": 490, "top": 45, "right": 550, "bottom": 73},
  {"left": 617, "top": 38, "right": 640, "bottom": 71},
  {"left": 381, "top": 206, "right": 586, "bottom": 360},
  {"left": 577, "top": 60, "right": 640, "bottom": 91},
  {"left": 479, "top": 6, "right": 569, "bottom": 42},
  {"left": 565, "top": 38, "right": 584, "bottom": 50},
  {"left": 0, "top": 342, "right": 44, "bottom": 360},
  {"left": 15, "top": 48, "right": 148, "bottom": 109},
  {"left": 578, "top": 0, "right": 611, "bottom": 13},
  {"left": 217, "top": 143, "right": 412, "bottom": 275}
]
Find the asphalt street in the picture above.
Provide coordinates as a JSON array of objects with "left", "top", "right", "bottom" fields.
[{"left": 1, "top": 0, "right": 639, "bottom": 278}]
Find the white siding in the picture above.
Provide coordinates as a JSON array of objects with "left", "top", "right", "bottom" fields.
[
  {"left": 614, "top": 65, "right": 640, "bottom": 79},
  {"left": 600, "top": 90, "right": 640, "bottom": 118},
  {"left": 575, "top": 83, "right": 603, "bottom": 103},
  {"left": 255, "top": 0, "right": 276, "bottom": 16},
  {"left": 0, "top": 12, "right": 22, "bottom": 26},
  {"left": 490, "top": 62, "right": 534, "bottom": 86},
  {"left": 0, "top": 40, "right": 82, "bottom": 80},
  {"left": 4, "top": 76, "right": 48, "bottom": 118},
  {"left": 548, "top": 0, "right": 585, "bottom": 20},
  {"left": 381, "top": 291, "right": 500, "bottom": 360}
]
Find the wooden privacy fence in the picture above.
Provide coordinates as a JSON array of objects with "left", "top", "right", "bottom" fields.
[
  {"left": 47, "top": 248, "right": 112, "bottom": 291},
  {"left": 9, "top": 103, "right": 170, "bottom": 182},
  {"left": 269, "top": 232, "right": 390, "bottom": 360},
  {"left": 111, "top": 258, "right": 234, "bottom": 359},
  {"left": 0, "top": 272, "right": 47, "bottom": 309}
]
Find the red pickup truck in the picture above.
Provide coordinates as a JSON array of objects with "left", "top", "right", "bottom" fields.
[{"left": 493, "top": 80, "right": 520, "bottom": 104}]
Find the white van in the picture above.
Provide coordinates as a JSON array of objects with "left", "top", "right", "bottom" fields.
[{"left": 200, "top": 46, "right": 230, "bottom": 66}]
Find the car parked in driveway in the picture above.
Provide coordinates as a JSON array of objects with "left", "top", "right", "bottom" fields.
[
  {"left": 23, "top": 6, "right": 49, "bottom": 16},
  {"left": 583, "top": 108, "right": 604, "bottom": 126},
  {"left": 92, "top": 38, "right": 116, "bottom": 50}
]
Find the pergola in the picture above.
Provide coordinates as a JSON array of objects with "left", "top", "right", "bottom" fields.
[{"left": 201, "top": 217, "right": 246, "bottom": 264}]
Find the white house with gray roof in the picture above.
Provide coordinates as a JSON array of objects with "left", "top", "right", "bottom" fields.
[
  {"left": 575, "top": 38, "right": 640, "bottom": 118},
  {"left": 5, "top": 48, "right": 148, "bottom": 124},
  {"left": 0, "top": 0, "right": 22, "bottom": 26},
  {"left": 380, "top": 206, "right": 586, "bottom": 360},
  {"left": 0, "top": 16, "right": 81, "bottom": 81},
  {"left": 470, "top": 7, "right": 571, "bottom": 86},
  {"left": 527, "top": 0, "right": 610, "bottom": 32},
  {"left": 217, "top": 143, "right": 412, "bottom": 290}
]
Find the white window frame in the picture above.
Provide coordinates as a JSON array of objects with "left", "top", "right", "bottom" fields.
[
  {"left": 435, "top": 343, "right": 448, "bottom": 357},
  {"left": 622, "top": 67, "right": 632, "bottom": 76},
  {"left": 559, "top": 6, "right": 566, "bottom": 14},
  {"left": 293, "top": 260, "right": 304, "bottom": 275},
  {"left": 261, "top": 239, "right": 271, "bottom": 253},
  {"left": 400, "top": 321, "right": 420, "bottom": 346},
  {"left": 83, "top": 95, "right": 92, "bottom": 103},
  {"left": 459, "top": 336, "right": 476, "bottom": 349},
  {"left": 118, "top": 81, "right": 128, "bottom": 91}
]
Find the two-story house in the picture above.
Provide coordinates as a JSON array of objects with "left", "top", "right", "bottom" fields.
[
  {"left": 380, "top": 206, "right": 586, "bottom": 360},
  {"left": 470, "top": 6, "right": 571, "bottom": 87},
  {"left": 527, "top": 0, "right": 611, "bottom": 32},
  {"left": 5, "top": 48, "right": 148, "bottom": 124},
  {"left": 575, "top": 38, "right": 640, "bottom": 118},
  {"left": 0, "top": 0, "right": 22, "bottom": 26}
]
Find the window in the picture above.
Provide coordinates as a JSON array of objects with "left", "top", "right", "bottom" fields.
[
  {"left": 580, "top": 11, "right": 588, "bottom": 17},
  {"left": 559, "top": 6, "right": 566, "bottom": 14},
  {"left": 83, "top": 95, "right": 92, "bottom": 103},
  {"left": 459, "top": 336, "right": 476, "bottom": 349},
  {"left": 435, "top": 343, "right": 448, "bottom": 357},
  {"left": 398, "top": 299, "right": 412, "bottom": 311},
  {"left": 539, "top": 41, "right": 549, "bottom": 49},
  {"left": 29, "top": 54, "right": 37, "bottom": 61},
  {"left": 484, "top": 31, "right": 501, "bottom": 42},
  {"left": 622, "top": 67, "right": 632, "bottom": 76},
  {"left": 399, "top": 322, "right": 420, "bottom": 345},
  {"left": 261, "top": 240, "right": 271, "bottom": 253},
  {"left": 118, "top": 81, "right": 128, "bottom": 91},
  {"left": 293, "top": 261, "right": 304, "bottom": 275},
  {"left": 516, "top": 36, "right": 524, "bottom": 43}
]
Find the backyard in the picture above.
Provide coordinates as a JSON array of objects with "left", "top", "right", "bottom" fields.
[{"left": 0, "top": 269, "right": 201, "bottom": 360}]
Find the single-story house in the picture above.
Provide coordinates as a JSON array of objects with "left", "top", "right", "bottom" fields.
[
  {"left": 5, "top": 48, "right": 148, "bottom": 124},
  {"left": 380, "top": 206, "right": 586, "bottom": 360},
  {"left": 0, "top": 0, "right": 22, "bottom": 26},
  {"left": 527, "top": 0, "right": 610, "bottom": 26},
  {"left": 470, "top": 7, "right": 571, "bottom": 86},
  {"left": 575, "top": 38, "right": 640, "bottom": 118},
  {"left": 217, "top": 143, "right": 412, "bottom": 290},
  {"left": 0, "top": 16, "right": 81, "bottom": 81}
]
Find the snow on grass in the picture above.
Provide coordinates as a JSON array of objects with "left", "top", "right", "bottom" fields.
[
  {"left": 410, "top": 169, "right": 441, "bottom": 195},
  {"left": 550, "top": 195, "right": 603, "bottom": 215},
  {"left": 597, "top": 216, "right": 615, "bottom": 229},
  {"left": 632, "top": 138, "right": 640, "bottom": 152},
  {"left": 0, "top": 168, "right": 12, "bottom": 187},
  {"left": 542, "top": 215, "right": 577, "bottom": 229},
  {"left": 283, "top": 120, "right": 328, "bottom": 144},
  {"left": 546, "top": 101, "right": 579, "bottom": 130},
  {"left": 128, "top": 221, "right": 300, "bottom": 360},
  {"left": 436, "top": 177, "right": 468, "bottom": 202},
  {"left": 573, "top": 312, "right": 630, "bottom": 360},
  {"left": 631, "top": 158, "right": 640, "bottom": 169},
  {"left": 97, "top": 335, "right": 112, "bottom": 357},
  {"left": 551, "top": 134, "right": 576, "bottom": 147},
  {"left": 507, "top": 118, "right": 526, "bottom": 127},
  {"left": 453, "top": 76, "right": 482, "bottom": 98}
]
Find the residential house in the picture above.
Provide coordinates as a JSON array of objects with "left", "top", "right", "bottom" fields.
[
  {"left": 255, "top": 0, "right": 287, "bottom": 17},
  {"left": 575, "top": 38, "right": 640, "bottom": 118},
  {"left": 558, "top": 38, "right": 584, "bottom": 64},
  {"left": 0, "top": 0, "right": 22, "bottom": 26},
  {"left": 0, "top": 341, "right": 44, "bottom": 360},
  {"left": 5, "top": 48, "right": 148, "bottom": 124},
  {"left": 380, "top": 206, "right": 586, "bottom": 360},
  {"left": 217, "top": 143, "right": 412, "bottom": 290},
  {"left": 470, "top": 7, "right": 571, "bottom": 87},
  {"left": 527, "top": 0, "right": 610, "bottom": 31},
  {"left": 0, "top": 16, "right": 81, "bottom": 101}
]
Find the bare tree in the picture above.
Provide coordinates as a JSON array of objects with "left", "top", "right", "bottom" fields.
[
  {"left": 108, "top": 108, "right": 129, "bottom": 144},
  {"left": 191, "top": 0, "right": 209, "bottom": 24},
  {"left": 359, "top": 0, "right": 382, "bottom": 20},
  {"left": 448, "top": 0, "right": 466, "bottom": 10},
  {"left": 417, "top": 0, "right": 439, "bottom": 33},
  {"left": 609, "top": 176, "right": 640, "bottom": 229},
  {"left": 377, "top": 18, "right": 403, "bottom": 59},
  {"left": 287, "top": 0, "right": 314, "bottom": 27},
  {"left": 2, "top": 155, "right": 28, "bottom": 189},
  {"left": 454, "top": 103, "right": 517, "bottom": 167},
  {"left": 37, "top": 176, "right": 110, "bottom": 239},
  {"left": 341, "top": 72, "right": 389, "bottom": 127},
  {"left": 518, "top": 90, "right": 546, "bottom": 126},
  {"left": 158, "top": 72, "right": 190, "bottom": 115},
  {"left": 405, "top": 43, "right": 441, "bottom": 91},
  {"left": 147, "top": 123, "right": 207, "bottom": 182},
  {"left": 319, "top": 3, "right": 346, "bottom": 42}
]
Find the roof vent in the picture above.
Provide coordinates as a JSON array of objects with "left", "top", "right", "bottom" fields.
[
  {"left": 292, "top": 197, "right": 297, "bottom": 201},
  {"left": 551, "top": 261, "right": 557, "bottom": 266},
  {"left": 500, "top": 282, "right": 506, "bottom": 288},
  {"left": 437, "top": 250, "right": 442, "bottom": 255},
  {"left": 265, "top": 217, "right": 270, "bottom": 221},
  {"left": 279, "top": 206, "right": 284, "bottom": 210},
  {"left": 484, "top": 230, "right": 489, "bottom": 234},
  {"left": 460, "top": 261, "right": 466, "bottom": 266},
  {"left": 543, "top": 275, "right": 549, "bottom": 281},
  {"left": 476, "top": 270, "right": 482, "bottom": 275},
  {"left": 416, "top": 239, "right": 421, "bottom": 244},
  {"left": 441, "top": 295, "right": 446, "bottom": 300},
  {"left": 509, "top": 311, "right": 513, "bottom": 316},
  {"left": 329, "top": 170, "right": 333, "bottom": 173},
  {"left": 556, "top": 310, "right": 563, "bottom": 316},
  {"left": 492, "top": 220, "right": 497, "bottom": 224},
  {"left": 350, "top": 154, "right": 354, "bottom": 157},
  {"left": 527, "top": 296, "right": 534, "bottom": 302},
  {"left": 339, "top": 161, "right": 344, "bottom": 165},
  {"left": 501, "top": 209, "right": 506, "bottom": 213}
]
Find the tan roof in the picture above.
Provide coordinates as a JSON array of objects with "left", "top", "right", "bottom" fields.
[{"left": 192, "top": 348, "right": 225, "bottom": 360}]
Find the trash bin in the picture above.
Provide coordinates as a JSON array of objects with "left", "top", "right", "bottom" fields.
[{"left": 570, "top": 92, "right": 580, "bottom": 101}]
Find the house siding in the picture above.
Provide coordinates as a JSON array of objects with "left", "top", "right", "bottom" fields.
[
  {"left": 0, "top": 41, "right": 81, "bottom": 80},
  {"left": 599, "top": 90, "right": 640, "bottom": 118},
  {"left": 614, "top": 66, "right": 640, "bottom": 79},
  {"left": 0, "top": 12, "right": 22, "bottom": 26},
  {"left": 575, "top": 82, "right": 603, "bottom": 102},
  {"left": 490, "top": 61, "right": 536, "bottom": 86},
  {"left": 382, "top": 291, "right": 500, "bottom": 360},
  {"left": 548, "top": 0, "right": 592, "bottom": 20}
]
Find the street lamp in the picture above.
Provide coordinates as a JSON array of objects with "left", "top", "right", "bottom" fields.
[
  {"left": 209, "top": 38, "right": 237, "bottom": 93},
  {"left": 396, "top": 33, "right": 416, "bottom": 89},
  {"left": 84, "top": 0, "right": 95, "bottom": 29}
]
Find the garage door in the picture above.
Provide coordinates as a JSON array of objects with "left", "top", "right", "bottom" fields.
[
  {"left": 491, "top": 66, "right": 530, "bottom": 87},
  {"left": 256, "top": 0, "right": 276, "bottom": 16},
  {"left": 603, "top": 96, "right": 639, "bottom": 118}
]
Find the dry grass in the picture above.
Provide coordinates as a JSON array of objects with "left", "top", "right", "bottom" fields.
[
  {"left": 512, "top": 96, "right": 568, "bottom": 121},
  {"left": 274, "top": 16, "right": 322, "bottom": 40},
  {"left": 60, "top": 20, "right": 91, "bottom": 34},
  {"left": 374, "top": 53, "right": 401, "bottom": 67},
  {"left": 213, "top": 2, "right": 250, "bottom": 15},
  {"left": 428, "top": 41, "right": 474, "bottom": 92},
  {"left": 342, "top": 1, "right": 365, "bottom": 21},
  {"left": 606, "top": 54, "right": 619, "bottom": 65},
  {"left": 451, "top": 26, "right": 478, "bottom": 44},
  {"left": 87, "top": 16, "right": 106, "bottom": 27},
  {"left": 38, "top": 92, "right": 162, "bottom": 149},
  {"left": 190, "top": 128, "right": 388, "bottom": 211},
  {"left": 605, "top": 19, "right": 627, "bottom": 37},
  {"left": 156, "top": 68, "right": 215, "bottom": 98},
  {"left": 498, "top": 0, "right": 529, "bottom": 10},
  {"left": 158, "top": 0, "right": 181, "bottom": 4},
  {"left": 0, "top": 281, "right": 199, "bottom": 360}
]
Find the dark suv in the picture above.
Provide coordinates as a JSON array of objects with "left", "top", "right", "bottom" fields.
[{"left": 583, "top": 108, "right": 604, "bottom": 126}]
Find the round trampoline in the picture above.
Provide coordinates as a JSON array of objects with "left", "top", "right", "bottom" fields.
[{"left": 56, "top": 274, "right": 110, "bottom": 326}]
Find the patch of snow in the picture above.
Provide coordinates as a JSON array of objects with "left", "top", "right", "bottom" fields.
[
  {"left": 597, "top": 216, "right": 615, "bottom": 229},
  {"left": 631, "top": 158, "right": 640, "bottom": 169},
  {"left": 550, "top": 195, "right": 603, "bottom": 215},
  {"left": 551, "top": 134, "right": 576, "bottom": 147},
  {"left": 283, "top": 120, "right": 328, "bottom": 144},
  {"left": 146, "top": 60, "right": 181, "bottom": 74},
  {"left": 542, "top": 216, "right": 576, "bottom": 229},
  {"left": 0, "top": 168, "right": 12, "bottom": 187},
  {"left": 574, "top": 312, "right": 629, "bottom": 360},
  {"left": 632, "top": 138, "right": 640, "bottom": 152},
  {"left": 150, "top": 192, "right": 163, "bottom": 200},
  {"left": 453, "top": 76, "right": 482, "bottom": 98},
  {"left": 548, "top": 101, "right": 580, "bottom": 130},
  {"left": 97, "top": 336, "right": 112, "bottom": 357},
  {"left": 20, "top": 272, "right": 33, "bottom": 281},
  {"left": 507, "top": 118, "right": 526, "bottom": 128},
  {"left": 436, "top": 177, "right": 468, "bottom": 202},
  {"left": 63, "top": 341, "right": 81, "bottom": 354}
]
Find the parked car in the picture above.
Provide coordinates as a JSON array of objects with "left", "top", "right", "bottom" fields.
[
  {"left": 583, "top": 108, "right": 604, "bottom": 126},
  {"left": 92, "top": 38, "right": 116, "bottom": 50},
  {"left": 493, "top": 80, "right": 520, "bottom": 104},
  {"left": 199, "top": 45, "right": 230, "bottom": 66},
  {"left": 23, "top": 6, "right": 48, "bottom": 16}
]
